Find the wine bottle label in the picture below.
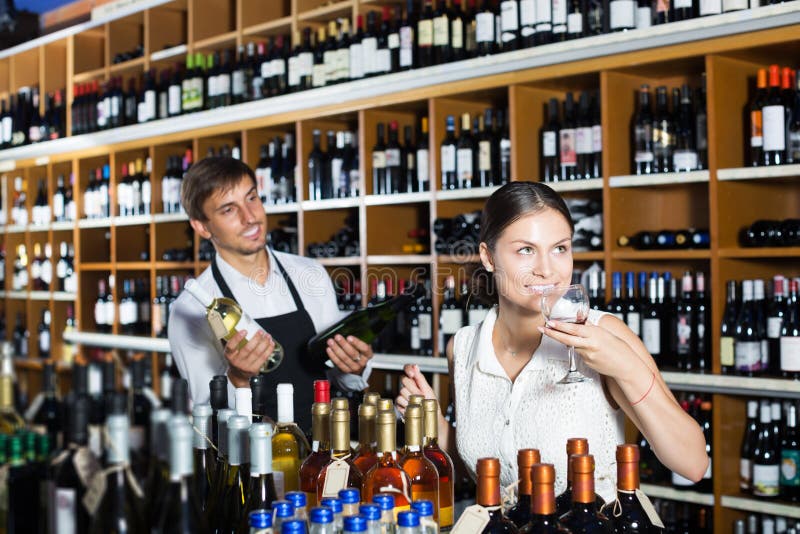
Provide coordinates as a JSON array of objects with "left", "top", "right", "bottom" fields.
[
  {"left": 411, "top": 325, "right": 421, "bottom": 350},
  {"left": 520, "top": 0, "right": 536, "bottom": 24},
  {"left": 385, "top": 148, "right": 401, "bottom": 168},
  {"left": 273, "top": 470, "right": 285, "bottom": 499},
  {"left": 441, "top": 145, "right": 456, "bottom": 172},
  {"left": 735, "top": 340, "right": 762, "bottom": 371},
  {"left": 400, "top": 27, "right": 415, "bottom": 66},
  {"left": 433, "top": 16, "right": 449, "bottom": 46},
  {"left": 55, "top": 487, "right": 77, "bottom": 534},
  {"left": 94, "top": 300, "right": 106, "bottom": 326},
  {"left": 299, "top": 52, "right": 314, "bottom": 77},
  {"left": 130, "top": 426, "right": 146, "bottom": 451},
  {"left": 723, "top": 0, "right": 747, "bottom": 9},
  {"left": 610, "top": 0, "right": 636, "bottom": 28},
  {"left": 451, "top": 20, "right": 464, "bottom": 49},
  {"left": 559, "top": 129, "right": 577, "bottom": 166},
  {"left": 740, "top": 458, "right": 751, "bottom": 490},
  {"left": 440, "top": 309, "right": 463, "bottom": 335},
  {"left": 478, "top": 141, "right": 492, "bottom": 171},
  {"left": 767, "top": 317, "right": 783, "bottom": 339},
  {"left": 349, "top": 44, "right": 364, "bottom": 79},
  {"left": 39, "top": 330, "right": 50, "bottom": 352},
  {"left": 457, "top": 149, "right": 474, "bottom": 184},
  {"left": 699, "top": 0, "right": 722, "bottom": 14},
  {"left": 626, "top": 312, "right": 640, "bottom": 336},
  {"left": 567, "top": 12, "right": 583, "bottom": 34},
  {"left": 419, "top": 313, "right": 433, "bottom": 340},
  {"left": 542, "top": 131, "right": 557, "bottom": 157},
  {"left": 362, "top": 37, "right": 378, "bottom": 74},
  {"left": 288, "top": 56, "right": 300, "bottom": 86},
  {"left": 673, "top": 150, "right": 698, "bottom": 171},
  {"left": 642, "top": 318, "right": 661, "bottom": 355},
  {"left": 762, "top": 105, "right": 786, "bottom": 152},
  {"left": 576, "top": 127, "right": 593, "bottom": 155},
  {"left": 418, "top": 20, "right": 434, "bottom": 46},
  {"left": 536, "top": 0, "right": 552, "bottom": 25},
  {"left": 780, "top": 337, "right": 800, "bottom": 372},
  {"left": 373, "top": 151, "right": 387, "bottom": 171},
  {"left": 272, "top": 58, "right": 286, "bottom": 76},
  {"left": 501, "top": 2, "right": 520, "bottom": 31},
  {"left": 312, "top": 63, "right": 327, "bottom": 88},
  {"left": 720, "top": 336, "right": 734, "bottom": 366},
  {"left": 752, "top": 463, "right": 780, "bottom": 497},
  {"left": 676, "top": 314, "right": 692, "bottom": 355},
  {"left": 377, "top": 48, "right": 391, "bottom": 74},
  {"left": 552, "top": 0, "right": 567, "bottom": 25},
  {"left": 781, "top": 449, "right": 800, "bottom": 487},
  {"left": 475, "top": 13, "right": 495, "bottom": 43}
]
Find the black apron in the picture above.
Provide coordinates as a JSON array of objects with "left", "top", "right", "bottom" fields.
[{"left": 212, "top": 249, "right": 318, "bottom": 433}]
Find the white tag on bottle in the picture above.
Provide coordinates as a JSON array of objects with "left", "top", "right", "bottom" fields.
[
  {"left": 451, "top": 504, "right": 492, "bottom": 534},
  {"left": 208, "top": 310, "right": 228, "bottom": 339},
  {"left": 321, "top": 459, "right": 351, "bottom": 498},
  {"left": 73, "top": 447, "right": 101, "bottom": 489},
  {"left": 82, "top": 471, "right": 108, "bottom": 516},
  {"left": 635, "top": 489, "right": 665, "bottom": 529}
]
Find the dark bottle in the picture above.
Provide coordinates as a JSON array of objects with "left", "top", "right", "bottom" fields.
[
  {"left": 507, "top": 449, "right": 541, "bottom": 528},
  {"left": 558, "top": 454, "right": 613, "bottom": 533},
  {"left": 576, "top": 92, "right": 594, "bottom": 179},
  {"left": 441, "top": 115, "right": 458, "bottom": 190},
  {"left": 601, "top": 445, "right": 664, "bottom": 533},
  {"left": 476, "top": 109, "right": 497, "bottom": 188},
  {"left": 418, "top": 0, "right": 436, "bottom": 67},
  {"left": 476, "top": 458, "right": 519, "bottom": 533},
  {"left": 497, "top": 108, "right": 512, "bottom": 184},
  {"left": 606, "top": 272, "right": 626, "bottom": 321},
  {"left": 191, "top": 403, "right": 215, "bottom": 514},
  {"left": 541, "top": 98, "right": 560, "bottom": 183},
  {"left": 781, "top": 279, "right": 800, "bottom": 379},
  {"left": 695, "top": 75, "right": 708, "bottom": 169},
  {"left": 519, "top": 463, "right": 569, "bottom": 534},
  {"left": 52, "top": 396, "right": 93, "bottom": 533},
  {"left": 559, "top": 93, "right": 578, "bottom": 181},
  {"left": 749, "top": 68, "right": 767, "bottom": 166},
  {"left": 30, "top": 361, "right": 62, "bottom": 448},
  {"left": 308, "top": 129, "right": 328, "bottom": 201},
  {"left": 499, "top": 0, "right": 520, "bottom": 51},
  {"left": 372, "top": 123, "right": 388, "bottom": 195},
  {"left": 567, "top": 0, "right": 586, "bottom": 39},
  {"left": 694, "top": 272, "right": 710, "bottom": 373},
  {"left": 456, "top": 112, "right": 475, "bottom": 189},
  {"left": 240, "top": 422, "right": 279, "bottom": 531},
  {"left": 641, "top": 275, "right": 663, "bottom": 362},
  {"left": 762, "top": 64, "right": 786, "bottom": 166},
  {"left": 475, "top": 0, "right": 497, "bottom": 56},
  {"left": 734, "top": 280, "right": 763, "bottom": 376},
  {"left": 673, "top": 84, "right": 699, "bottom": 172},
  {"left": 652, "top": 86, "right": 674, "bottom": 174},
  {"left": 400, "top": 0, "right": 418, "bottom": 70},
  {"left": 432, "top": 0, "right": 452, "bottom": 65},
  {"left": 633, "top": 84, "right": 655, "bottom": 175},
  {"left": 719, "top": 280, "right": 738, "bottom": 375},
  {"left": 674, "top": 271, "right": 695, "bottom": 372},
  {"left": 739, "top": 399, "right": 758, "bottom": 493},
  {"left": 555, "top": 438, "right": 605, "bottom": 517},
  {"left": 780, "top": 404, "right": 800, "bottom": 502},
  {"left": 617, "top": 231, "right": 655, "bottom": 250},
  {"left": 766, "top": 275, "right": 787, "bottom": 376},
  {"left": 751, "top": 401, "right": 780, "bottom": 498},
  {"left": 386, "top": 121, "right": 403, "bottom": 195}
]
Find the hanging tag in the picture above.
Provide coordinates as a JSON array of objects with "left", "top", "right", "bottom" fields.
[
  {"left": 635, "top": 488, "right": 666, "bottom": 529},
  {"left": 73, "top": 447, "right": 101, "bottom": 489},
  {"left": 273, "top": 470, "right": 285, "bottom": 499},
  {"left": 82, "top": 471, "right": 108, "bottom": 516},
  {"left": 321, "top": 459, "right": 350, "bottom": 498},
  {"left": 125, "top": 466, "right": 145, "bottom": 499},
  {"left": 208, "top": 310, "right": 228, "bottom": 339},
  {"left": 451, "top": 504, "right": 492, "bottom": 534}
]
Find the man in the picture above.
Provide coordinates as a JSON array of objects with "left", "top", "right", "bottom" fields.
[{"left": 168, "top": 157, "right": 372, "bottom": 430}]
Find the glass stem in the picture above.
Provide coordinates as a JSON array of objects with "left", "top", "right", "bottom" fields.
[{"left": 568, "top": 345, "right": 577, "bottom": 373}]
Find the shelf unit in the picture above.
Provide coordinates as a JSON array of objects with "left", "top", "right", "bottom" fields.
[{"left": 0, "top": 2, "right": 799, "bottom": 531}]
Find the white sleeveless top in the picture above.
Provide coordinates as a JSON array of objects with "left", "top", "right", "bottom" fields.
[{"left": 452, "top": 306, "right": 625, "bottom": 503}]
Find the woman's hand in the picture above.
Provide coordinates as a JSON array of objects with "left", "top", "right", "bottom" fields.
[
  {"left": 396, "top": 364, "right": 437, "bottom": 416},
  {"left": 225, "top": 330, "right": 275, "bottom": 387},
  {"left": 537, "top": 319, "right": 637, "bottom": 379},
  {"left": 326, "top": 335, "right": 373, "bottom": 374}
]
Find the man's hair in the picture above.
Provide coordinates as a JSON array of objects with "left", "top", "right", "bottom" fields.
[{"left": 180, "top": 157, "right": 257, "bottom": 221}]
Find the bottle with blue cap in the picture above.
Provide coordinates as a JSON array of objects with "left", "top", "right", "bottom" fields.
[
  {"left": 207, "top": 407, "right": 236, "bottom": 527},
  {"left": 273, "top": 499, "right": 297, "bottom": 533},
  {"left": 191, "top": 403, "right": 214, "bottom": 512},
  {"left": 287, "top": 491, "right": 310, "bottom": 524},
  {"left": 343, "top": 515, "right": 368, "bottom": 534},
  {"left": 273, "top": 384, "right": 311, "bottom": 497},
  {"left": 373, "top": 494, "right": 397, "bottom": 534},
  {"left": 218, "top": 414, "right": 251, "bottom": 531},
  {"left": 309, "top": 506, "right": 335, "bottom": 534},
  {"left": 397, "top": 511, "right": 422, "bottom": 534},
  {"left": 283, "top": 519, "right": 309, "bottom": 534},
  {"left": 250, "top": 508, "right": 273, "bottom": 534},
  {"left": 339, "top": 488, "right": 360, "bottom": 517},
  {"left": 320, "top": 496, "right": 344, "bottom": 534},
  {"left": 359, "top": 504, "right": 382, "bottom": 534},
  {"left": 241, "top": 423, "right": 279, "bottom": 533},
  {"left": 410, "top": 501, "right": 438, "bottom": 534}
]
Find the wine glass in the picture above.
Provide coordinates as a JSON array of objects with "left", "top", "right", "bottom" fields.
[{"left": 541, "top": 284, "right": 591, "bottom": 384}]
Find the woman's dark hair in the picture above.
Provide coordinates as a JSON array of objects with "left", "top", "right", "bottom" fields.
[
  {"left": 181, "top": 157, "right": 257, "bottom": 221},
  {"left": 472, "top": 181, "right": 574, "bottom": 305}
]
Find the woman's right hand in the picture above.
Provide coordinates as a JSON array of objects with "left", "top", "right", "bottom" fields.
[{"left": 396, "top": 363, "right": 438, "bottom": 416}]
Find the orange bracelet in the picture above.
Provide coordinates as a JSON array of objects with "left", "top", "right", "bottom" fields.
[{"left": 631, "top": 372, "right": 656, "bottom": 407}]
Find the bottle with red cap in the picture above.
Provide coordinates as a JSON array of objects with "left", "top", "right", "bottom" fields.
[{"left": 762, "top": 64, "right": 786, "bottom": 166}]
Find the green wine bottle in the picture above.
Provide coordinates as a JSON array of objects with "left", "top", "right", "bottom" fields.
[
  {"left": 206, "top": 408, "right": 236, "bottom": 527},
  {"left": 191, "top": 403, "right": 215, "bottom": 514},
  {"left": 240, "top": 422, "right": 279, "bottom": 533},
  {"left": 218, "top": 415, "right": 251, "bottom": 532}
]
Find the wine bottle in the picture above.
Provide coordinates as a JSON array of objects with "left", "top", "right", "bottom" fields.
[
  {"left": 752, "top": 401, "right": 780, "bottom": 498},
  {"left": 216, "top": 415, "right": 251, "bottom": 530},
  {"left": 507, "top": 449, "right": 541, "bottom": 528},
  {"left": 475, "top": 458, "right": 518, "bottom": 533},
  {"left": 155, "top": 420, "right": 208, "bottom": 534},
  {"left": 541, "top": 98, "right": 560, "bottom": 183},
  {"left": 734, "top": 280, "right": 763, "bottom": 376},
  {"left": 206, "top": 407, "right": 236, "bottom": 526},
  {"left": 317, "top": 408, "right": 364, "bottom": 502},
  {"left": 456, "top": 112, "right": 475, "bottom": 188},
  {"left": 273, "top": 383, "right": 311, "bottom": 497},
  {"left": 719, "top": 280, "right": 739, "bottom": 375},
  {"left": 675, "top": 271, "right": 695, "bottom": 372},
  {"left": 353, "top": 403, "right": 379, "bottom": 475},
  {"left": 28, "top": 361, "right": 62, "bottom": 449},
  {"left": 762, "top": 65, "right": 786, "bottom": 166},
  {"left": 400, "top": 404, "right": 440, "bottom": 516},
  {"left": 558, "top": 455, "right": 613, "bottom": 533},
  {"left": 519, "top": 463, "right": 567, "bottom": 533},
  {"left": 441, "top": 115, "right": 458, "bottom": 190},
  {"left": 633, "top": 84, "right": 655, "bottom": 175},
  {"left": 601, "top": 445, "right": 664, "bottom": 532},
  {"left": 300, "top": 401, "right": 332, "bottom": 508},
  {"left": 189, "top": 403, "right": 214, "bottom": 515},
  {"left": 363, "top": 410, "right": 413, "bottom": 511},
  {"left": 89, "top": 413, "right": 147, "bottom": 533},
  {"left": 52, "top": 395, "right": 93, "bottom": 533},
  {"left": 420, "top": 398, "right": 454, "bottom": 529},
  {"left": 780, "top": 404, "right": 800, "bottom": 502},
  {"left": 739, "top": 399, "right": 758, "bottom": 493},
  {"left": 780, "top": 279, "right": 800, "bottom": 379},
  {"left": 652, "top": 86, "right": 674, "bottom": 173},
  {"left": 559, "top": 93, "right": 578, "bottom": 181},
  {"left": 555, "top": 438, "right": 596, "bottom": 516},
  {"left": 241, "top": 422, "right": 279, "bottom": 531}
]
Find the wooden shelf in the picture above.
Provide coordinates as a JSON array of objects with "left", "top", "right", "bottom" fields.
[
  {"left": 545, "top": 178, "right": 604, "bottom": 192},
  {"left": 53, "top": 291, "right": 77, "bottom": 302},
  {"left": 153, "top": 213, "right": 188, "bottom": 223},
  {"left": 78, "top": 218, "right": 113, "bottom": 229},
  {"left": 719, "top": 495, "right": 800, "bottom": 519},
  {"left": 242, "top": 17, "right": 293, "bottom": 37},
  {"left": 192, "top": 31, "right": 238, "bottom": 51},
  {"left": 640, "top": 484, "right": 715, "bottom": 506},
  {"left": 718, "top": 247, "right": 800, "bottom": 258},
  {"left": 5, "top": 290, "right": 28, "bottom": 299},
  {"left": 609, "top": 170, "right": 710, "bottom": 188},
  {"left": 301, "top": 198, "right": 360, "bottom": 211},
  {"left": 108, "top": 56, "right": 146, "bottom": 75},
  {"left": 365, "top": 192, "right": 432, "bottom": 206},
  {"left": 150, "top": 44, "right": 188, "bottom": 63},
  {"left": 611, "top": 249, "right": 711, "bottom": 260},
  {"left": 113, "top": 215, "right": 152, "bottom": 227},
  {"left": 717, "top": 164, "right": 800, "bottom": 181},
  {"left": 436, "top": 186, "right": 500, "bottom": 201},
  {"left": 367, "top": 255, "right": 433, "bottom": 265},
  {"left": 116, "top": 262, "right": 152, "bottom": 270},
  {"left": 437, "top": 254, "right": 480, "bottom": 264},
  {"left": 661, "top": 372, "right": 800, "bottom": 399},
  {"left": 574, "top": 251, "right": 605, "bottom": 261},
  {"left": 29, "top": 291, "right": 51, "bottom": 301},
  {"left": 51, "top": 221, "right": 76, "bottom": 231},
  {"left": 154, "top": 261, "right": 195, "bottom": 269},
  {"left": 5, "top": 224, "right": 26, "bottom": 234},
  {"left": 314, "top": 257, "right": 361, "bottom": 266},
  {"left": 79, "top": 262, "right": 114, "bottom": 271},
  {"left": 13, "top": 358, "right": 71, "bottom": 371},
  {"left": 264, "top": 203, "right": 300, "bottom": 215},
  {"left": 297, "top": 1, "right": 354, "bottom": 22},
  {"left": 27, "top": 223, "right": 50, "bottom": 233}
]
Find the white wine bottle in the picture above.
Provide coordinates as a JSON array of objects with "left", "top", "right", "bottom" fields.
[{"left": 184, "top": 279, "right": 284, "bottom": 371}]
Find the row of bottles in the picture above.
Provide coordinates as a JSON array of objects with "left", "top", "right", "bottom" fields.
[
  {"left": 616, "top": 228, "right": 710, "bottom": 250},
  {"left": 733, "top": 512, "right": 800, "bottom": 534},
  {"left": 306, "top": 214, "right": 360, "bottom": 259},
  {"left": 5, "top": 241, "right": 76, "bottom": 293},
  {"left": 116, "top": 157, "right": 153, "bottom": 217},
  {"left": 9, "top": 173, "right": 76, "bottom": 227},
  {"left": 748, "top": 66, "right": 800, "bottom": 167},
  {"left": 371, "top": 118, "right": 430, "bottom": 195},
  {"left": 540, "top": 91, "right": 602, "bottom": 182},
  {"left": 94, "top": 274, "right": 186, "bottom": 338},
  {"left": 740, "top": 218, "right": 800, "bottom": 248},
  {"left": 308, "top": 129, "right": 361, "bottom": 201},
  {"left": 0, "top": 86, "right": 66, "bottom": 149},
  {"left": 433, "top": 211, "right": 481, "bottom": 255},
  {"left": 255, "top": 133, "right": 298, "bottom": 205},
  {"left": 440, "top": 109, "right": 511, "bottom": 190},
  {"left": 604, "top": 270, "right": 711, "bottom": 372},
  {"left": 6, "top": 307, "right": 65, "bottom": 360},
  {"left": 719, "top": 275, "right": 800, "bottom": 378},
  {"left": 650, "top": 500, "right": 712, "bottom": 534},
  {"left": 632, "top": 78, "right": 708, "bottom": 175}
]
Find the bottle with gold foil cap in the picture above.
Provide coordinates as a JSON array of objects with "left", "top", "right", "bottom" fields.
[
  {"left": 354, "top": 403, "right": 379, "bottom": 474},
  {"left": 300, "top": 401, "right": 332, "bottom": 508},
  {"left": 422, "top": 400, "right": 453, "bottom": 529},
  {"left": 555, "top": 438, "right": 605, "bottom": 517},
  {"left": 400, "top": 405, "right": 440, "bottom": 519},
  {"left": 316, "top": 408, "right": 364, "bottom": 501},
  {"left": 600, "top": 444, "right": 663, "bottom": 533},
  {"left": 363, "top": 410, "right": 413, "bottom": 512},
  {"left": 475, "top": 458, "right": 518, "bottom": 533},
  {"left": 558, "top": 454, "right": 613, "bottom": 533},
  {"left": 378, "top": 398, "right": 395, "bottom": 413},
  {"left": 0, "top": 372, "right": 23, "bottom": 433},
  {"left": 507, "top": 449, "right": 541, "bottom": 528},
  {"left": 409, "top": 394, "right": 425, "bottom": 407},
  {"left": 364, "top": 392, "right": 381, "bottom": 406},
  {"left": 519, "top": 463, "right": 569, "bottom": 533}
]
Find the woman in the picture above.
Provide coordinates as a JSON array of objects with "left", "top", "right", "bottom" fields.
[{"left": 396, "top": 181, "right": 708, "bottom": 501}]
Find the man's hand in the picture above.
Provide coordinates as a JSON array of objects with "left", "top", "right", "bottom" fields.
[
  {"left": 224, "top": 330, "right": 275, "bottom": 387},
  {"left": 326, "top": 335, "right": 373, "bottom": 374}
]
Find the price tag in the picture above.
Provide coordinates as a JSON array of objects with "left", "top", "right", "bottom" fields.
[
  {"left": 73, "top": 447, "right": 101, "bottom": 489},
  {"left": 82, "top": 470, "right": 108, "bottom": 516},
  {"left": 451, "top": 505, "right": 492, "bottom": 534},
  {"left": 273, "top": 470, "right": 285, "bottom": 499},
  {"left": 208, "top": 310, "right": 228, "bottom": 339},
  {"left": 635, "top": 488, "right": 665, "bottom": 529},
  {"left": 321, "top": 459, "right": 350, "bottom": 498}
]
